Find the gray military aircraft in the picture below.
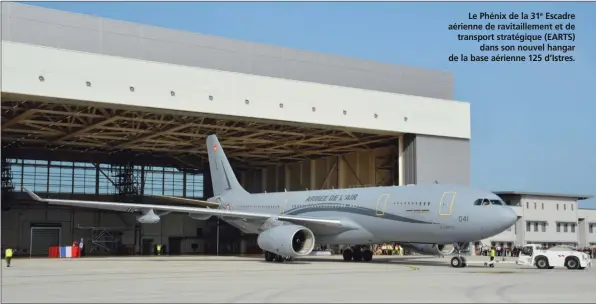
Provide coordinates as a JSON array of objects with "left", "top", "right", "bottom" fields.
[{"left": 25, "top": 135, "right": 517, "bottom": 268}]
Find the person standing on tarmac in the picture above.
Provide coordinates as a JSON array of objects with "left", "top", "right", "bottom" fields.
[
  {"left": 5, "top": 247, "right": 13, "bottom": 267},
  {"left": 489, "top": 246, "right": 496, "bottom": 263}
]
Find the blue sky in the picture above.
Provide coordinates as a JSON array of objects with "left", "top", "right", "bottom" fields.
[{"left": 26, "top": 2, "right": 595, "bottom": 208}]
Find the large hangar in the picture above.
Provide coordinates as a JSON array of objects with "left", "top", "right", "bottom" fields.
[{"left": 0, "top": 3, "right": 470, "bottom": 256}]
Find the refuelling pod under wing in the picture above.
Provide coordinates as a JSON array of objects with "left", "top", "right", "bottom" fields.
[
  {"left": 188, "top": 213, "right": 213, "bottom": 220},
  {"left": 136, "top": 209, "right": 160, "bottom": 224},
  {"left": 257, "top": 224, "right": 316, "bottom": 257}
]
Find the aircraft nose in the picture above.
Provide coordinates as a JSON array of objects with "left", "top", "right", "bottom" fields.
[{"left": 502, "top": 206, "right": 518, "bottom": 228}]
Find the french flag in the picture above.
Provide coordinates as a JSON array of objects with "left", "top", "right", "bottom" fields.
[{"left": 59, "top": 246, "right": 73, "bottom": 258}]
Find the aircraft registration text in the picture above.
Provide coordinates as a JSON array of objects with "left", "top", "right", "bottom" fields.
[{"left": 305, "top": 194, "right": 359, "bottom": 202}]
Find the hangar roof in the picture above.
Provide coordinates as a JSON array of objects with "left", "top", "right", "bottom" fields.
[
  {"left": 494, "top": 191, "right": 593, "bottom": 200},
  {"left": 1, "top": 2, "right": 453, "bottom": 100},
  {"left": 1, "top": 93, "right": 399, "bottom": 170}
]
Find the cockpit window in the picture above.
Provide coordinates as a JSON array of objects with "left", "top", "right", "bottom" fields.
[{"left": 474, "top": 199, "right": 504, "bottom": 206}]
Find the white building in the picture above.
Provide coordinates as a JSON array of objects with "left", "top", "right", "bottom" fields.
[{"left": 482, "top": 191, "right": 595, "bottom": 249}]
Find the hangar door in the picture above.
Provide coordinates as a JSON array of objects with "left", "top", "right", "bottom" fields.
[{"left": 30, "top": 225, "right": 61, "bottom": 256}]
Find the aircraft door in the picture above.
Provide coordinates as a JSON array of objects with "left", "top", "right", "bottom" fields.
[
  {"left": 376, "top": 194, "right": 390, "bottom": 216},
  {"left": 439, "top": 191, "right": 456, "bottom": 216}
]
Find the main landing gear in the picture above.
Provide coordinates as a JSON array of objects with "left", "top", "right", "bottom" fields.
[
  {"left": 450, "top": 244, "right": 468, "bottom": 268},
  {"left": 342, "top": 245, "right": 373, "bottom": 262},
  {"left": 264, "top": 251, "right": 293, "bottom": 263}
]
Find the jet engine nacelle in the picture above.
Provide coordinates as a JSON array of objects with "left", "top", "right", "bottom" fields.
[
  {"left": 400, "top": 243, "right": 456, "bottom": 256},
  {"left": 257, "top": 224, "right": 316, "bottom": 257},
  {"left": 136, "top": 209, "right": 160, "bottom": 224}
]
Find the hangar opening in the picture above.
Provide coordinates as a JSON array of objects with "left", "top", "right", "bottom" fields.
[
  {"left": 1, "top": 94, "right": 403, "bottom": 256},
  {"left": 1, "top": 2, "right": 470, "bottom": 257}
]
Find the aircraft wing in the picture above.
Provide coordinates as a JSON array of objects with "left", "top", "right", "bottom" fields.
[
  {"left": 148, "top": 194, "right": 221, "bottom": 208},
  {"left": 24, "top": 189, "right": 343, "bottom": 228}
]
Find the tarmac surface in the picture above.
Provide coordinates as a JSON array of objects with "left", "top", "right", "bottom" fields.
[{"left": 1, "top": 255, "right": 594, "bottom": 303}]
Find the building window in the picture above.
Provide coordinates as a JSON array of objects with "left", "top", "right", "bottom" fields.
[
  {"left": 541, "top": 223, "right": 546, "bottom": 232},
  {"left": 564, "top": 204, "right": 567, "bottom": 211},
  {"left": 557, "top": 204, "right": 559, "bottom": 210},
  {"left": 571, "top": 224, "right": 575, "bottom": 233},
  {"left": 557, "top": 223, "right": 561, "bottom": 232},
  {"left": 542, "top": 203, "right": 544, "bottom": 210},
  {"left": 526, "top": 202, "right": 529, "bottom": 209},
  {"left": 526, "top": 222, "right": 531, "bottom": 232},
  {"left": 534, "top": 223, "right": 538, "bottom": 232},
  {"left": 590, "top": 224, "right": 594, "bottom": 233},
  {"left": 564, "top": 223, "right": 568, "bottom": 233},
  {"left": 571, "top": 204, "right": 574, "bottom": 211},
  {"left": 534, "top": 202, "right": 537, "bottom": 209}
]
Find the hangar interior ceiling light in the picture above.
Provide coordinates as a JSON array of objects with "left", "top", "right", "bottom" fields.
[{"left": 1, "top": 93, "right": 400, "bottom": 170}]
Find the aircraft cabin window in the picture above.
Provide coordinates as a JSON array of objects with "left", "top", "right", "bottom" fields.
[{"left": 474, "top": 199, "right": 493, "bottom": 206}]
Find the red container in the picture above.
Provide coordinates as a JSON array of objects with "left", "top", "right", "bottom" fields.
[
  {"left": 72, "top": 246, "right": 80, "bottom": 258},
  {"left": 48, "top": 246, "right": 59, "bottom": 258}
]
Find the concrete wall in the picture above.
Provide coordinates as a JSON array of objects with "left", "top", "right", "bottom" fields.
[
  {"left": 239, "top": 145, "right": 397, "bottom": 193},
  {"left": 1, "top": 2, "right": 453, "bottom": 100},
  {"left": 399, "top": 134, "right": 470, "bottom": 186},
  {"left": 414, "top": 135, "right": 470, "bottom": 185},
  {"left": 579, "top": 209, "right": 596, "bottom": 246}
]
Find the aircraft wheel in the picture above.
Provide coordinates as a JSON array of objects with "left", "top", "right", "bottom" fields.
[
  {"left": 565, "top": 257, "right": 580, "bottom": 270},
  {"left": 460, "top": 256, "right": 467, "bottom": 267},
  {"left": 342, "top": 249, "right": 353, "bottom": 261},
  {"left": 264, "top": 251, "right": 275, "bottom": 262},
  {"left": 275, "top": 255, "right": 285, "bottom": 263},
  {"left": 362, "top": 250, "right": 373, "bottom": 262},
  {"left": 450, "top": 256, "right": 462, "bottom": 268},
  {"left": 285, "top": 256, "right": 294, "bottom": 262},
  {"left": 352, "top": 247, "right": 363, "bottom": 262}
]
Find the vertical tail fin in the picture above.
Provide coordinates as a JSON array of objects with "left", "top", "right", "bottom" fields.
[{"left": 206, "top": 135, "right": 248, "bottom": 197}]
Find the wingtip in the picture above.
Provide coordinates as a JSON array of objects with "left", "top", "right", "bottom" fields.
[{"left": 23, "top": 188, "right": 42, "bottom": 201}]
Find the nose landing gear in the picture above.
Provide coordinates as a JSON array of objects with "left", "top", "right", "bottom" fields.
[{"left": 450, "top": 243, "right": 468, "bottom": 268}]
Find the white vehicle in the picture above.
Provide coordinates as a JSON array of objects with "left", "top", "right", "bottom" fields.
[{"left": 516, "top": 244, "right": 592, "bottom": 270}]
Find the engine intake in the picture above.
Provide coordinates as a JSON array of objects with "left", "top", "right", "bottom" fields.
[{"left": 257, "top": 224, "right": 315, "bottom": 257}]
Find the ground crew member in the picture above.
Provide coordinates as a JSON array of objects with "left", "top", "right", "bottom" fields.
[
  {"left": 157, "top": 244, "right": 162, "bottom": 256},
  {"left": 489, "top": 247, "right": 496, "bottom": 262},
  {"left": 5, "top": 247, "right": 13, "bottom": 267}
]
